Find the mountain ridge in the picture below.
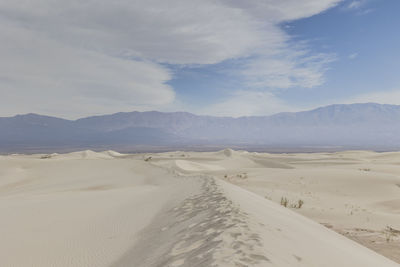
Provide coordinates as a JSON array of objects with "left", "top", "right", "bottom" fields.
[
  {"left": 7, "top": 102, "right": 399, "bottom": 121},
  {"left": 1, "top": 103, "right": 400, "bottom": 153}
]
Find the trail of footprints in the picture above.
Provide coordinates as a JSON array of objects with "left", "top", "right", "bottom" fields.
[{"left": 163, "top": 177, "right": 270, "bottom": 267}]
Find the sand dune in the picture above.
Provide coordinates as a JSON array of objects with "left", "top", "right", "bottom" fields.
[
  {"left": 0, "top": 150, "right": 399, "bottom": 266},
  {"left": 175, "top": 159, "right": 226, "bottom": 172}
]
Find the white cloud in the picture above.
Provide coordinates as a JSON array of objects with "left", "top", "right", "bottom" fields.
[
  {"left": 241, "top": 51, "right": 335, "bottom": 89},
  {"left": 0, "top": 0, "right": 342, "bottom": 117},
  {"left": 0, "top": 23, "right": 175, "bottom": 118},
  {"left": 345, "top": 0, "right": 373, "bottom": 14},
  {"left": 199, "top": 91, "right": 294, "bottom": 117},
  {"left": 222, "top": 0, "right": 342, "bottom": 21},
  {"left": 349, "top": 53, "right": 359, "bottom": 59},
  {"left": 0, "top": 0, "right": 266, "bottom": 65},
  {"left": 347, "top": 0, "right": 367, "bottom": 9}
]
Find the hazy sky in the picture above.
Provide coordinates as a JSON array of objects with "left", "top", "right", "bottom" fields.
[{"left": 1, "top": 0, "right": 399, "bottom": 118}]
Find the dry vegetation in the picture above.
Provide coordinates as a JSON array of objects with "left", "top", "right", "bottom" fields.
[{"left": 280, "top": 197, "right": 304, "bottom": 209}]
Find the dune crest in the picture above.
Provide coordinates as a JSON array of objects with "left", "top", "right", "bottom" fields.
[
  {"left": 175, "top": 160, "right": 225, "bottom": 172},
  {"left": 0, "top": 151, "right": 399, "bottom": 266}
]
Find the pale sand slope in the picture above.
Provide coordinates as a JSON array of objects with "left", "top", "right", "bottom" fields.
[
  {"left": 150, "top": 149, "right": 400, "bottom": 263},
  {"left": 0, "top": 150, "right": 398, "bottom": 266},
  {"left": 0, "top": 151, "right": 201, "bottom": 267}
]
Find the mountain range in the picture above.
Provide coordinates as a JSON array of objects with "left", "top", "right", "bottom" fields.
[{"left": 1, "top": 103, "right": 400, "bottom": 153}]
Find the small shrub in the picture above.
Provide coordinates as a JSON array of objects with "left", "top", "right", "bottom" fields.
[
  {"left": 281, "top": 197, "right": 304, "bottom": 209},
  {"left": 298, "top": 199, "right": 304, "bottom": 209},
  {"left": 385, "top": 231, "right": 394, "bottom": 243},
  {"left": 386, "top": 226, "right": 400, "bottom": 235},
  {"left": 280, "top": 197, "right": 288, "bottom": 207}
]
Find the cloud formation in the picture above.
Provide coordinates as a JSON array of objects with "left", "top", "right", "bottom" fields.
[
  {"left": 346, "top": 0, "right": 367, "bottom": 9},
  {"left": 0, "top": 0, "right": 342, "bottom": 117},
  {"left": 349, "top": 53, "right": 359, "bottom": 59},
  {"left": 241, "top": 51, "right": 335, "bottom": 89},
  {"left": 200, "top": 90, "right": 293, "bottom": 117}
]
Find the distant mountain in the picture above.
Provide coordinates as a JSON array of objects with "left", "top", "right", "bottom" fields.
[{"left": 1, "top": 103, "right": 400, "bottom": 153}]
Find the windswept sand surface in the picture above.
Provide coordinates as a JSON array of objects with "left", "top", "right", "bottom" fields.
[
  {"left": 0, "top": 150, "right": 399, "bottom": 266},
  {"left": 150, "top": 149, "right": 400, "bottom": 264}
]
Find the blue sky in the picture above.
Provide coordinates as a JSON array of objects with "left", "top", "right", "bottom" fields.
[
  {"left": 169, "top": 0, "right": 400, "bottom": 115},
  {"left": 1, "top": 0, "right": 399, "bottom": 118},
  {"left": 282, "top": 0, "right": 400, "bottom": 107}
]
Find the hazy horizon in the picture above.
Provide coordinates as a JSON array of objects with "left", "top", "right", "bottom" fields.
[
  {"left": 1, "top": 102, "right": 400, "bottom": 154},
  {"left": 2, "top": 102, "right": 398, "bottom": 120}
]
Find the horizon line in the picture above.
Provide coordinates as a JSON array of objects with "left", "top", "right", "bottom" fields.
[{"left": 1, "top": 102, "right": 395, "bottom": 121}]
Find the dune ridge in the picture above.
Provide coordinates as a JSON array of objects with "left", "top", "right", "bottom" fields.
[{"left": 0, "top": 150, "right": 399, "bottom": 266}]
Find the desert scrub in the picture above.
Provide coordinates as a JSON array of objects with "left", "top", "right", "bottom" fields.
[
  {"left": 280, "top": 197, "right": 288, "bottom": 207},
  {"left": 298, "top": 199, "right": 304, "bottom": 209},
  {"left": 384, "top": 226, "right": 400, "bottom": 242},
  {"left": 281, "top": 197, "right": 304, "bottom": 209},
  {"left": 236, "top": 173, "right": 248, "bottom": 179}
]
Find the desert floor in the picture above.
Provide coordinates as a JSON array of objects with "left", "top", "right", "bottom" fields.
[{"left": 0, "top": 149, "right": 399, "bottom": 266}]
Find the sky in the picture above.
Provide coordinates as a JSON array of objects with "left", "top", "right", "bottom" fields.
[{"left": 1, "top": 0, "right": 399, "bottom": 118}]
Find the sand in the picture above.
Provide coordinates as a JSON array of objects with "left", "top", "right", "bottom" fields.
[{"left": 0, "top": 150, "right": 399, "bottom": 266}]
